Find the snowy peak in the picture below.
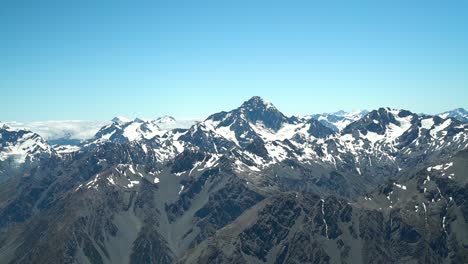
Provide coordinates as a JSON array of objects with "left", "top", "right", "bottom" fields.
[
  {"left": 238, "top": 96, "right": 289, "bottom": 131},
  {"left": 0, "top": 126, "right": 54, "bottom": 164},
  {"left": 240, "top": 96, "right": 277, "bottom": 111},
  {"left": 312, "top": 110, "right": 368, "bottom": 131},
  {"left": 197, "top": 96, "right": 291, "bottom": 148},
  {"left": 155, "top": 116, "right": 176, "bottom": 124},
  {"left": 153, "top": 115, "right": 192, "bottom": 130},
  {"left": 439, "top": 108, "right": 468, "bottom": 122},
  {"left": 183, "top": 97, "right": 334, "bottom": 155},
  {"left": 133, "top": 117, "right": 147, "bottom": 123},
  {"left": 94, "top": 119, "right": 164, "bottom": 143},
  {"left": 111, "top": 116, "right": 131, "bottom": 124},
  {"left": 342, "top": 108, "right": 415, "bottom": 136},
  {"left": 94, "top": 115, "right": 198, "bottom": 145},
  {"left": 336, "top": 108, "right": 467, "bottom": 156},
  {"left": 112, "top": 115, "right": 195, "bottom": 131}
]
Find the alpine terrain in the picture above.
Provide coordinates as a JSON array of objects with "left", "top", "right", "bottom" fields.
[{"left": 1, "top": 97, "right": 468, "bottom": 264}]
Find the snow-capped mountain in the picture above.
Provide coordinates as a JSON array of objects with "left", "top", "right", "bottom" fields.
[
  {"left": 0, "top": 124, "right": 54, "bottom": 165},
  {"left": 439, "top": 107, "right": 468, "bottom": 122},
  {"left": 89, "top": 98, "right": 468, "bottom": 176},
  {"left": 326, "top": 108, "right": 468, "bottom": 179},
  {"left": 155, "top": 115, "right": 176, "bottom": 124},
  {"left": 179, "top": 96, "right": 334, "bottom": 157},
  {"left": 155, "top": 116, "right": 199, "bottom": 130},
  {"left": 1, "top": 97, "right": 468, "bottom": 264},
  {"left": 2, "top": 99, "right": 467, "bottom": 181},
  {"left": 311, "top": 110, "right": 369, "bottom": 131},
  {"left": 111, "top": 116, "right": 131, "bottom": 124},
  {"left": 4, "top": 117, "right": 198, "bottom": 147},
  {"left": 94, "top": 118, "right": 166, "bottom": 143}
]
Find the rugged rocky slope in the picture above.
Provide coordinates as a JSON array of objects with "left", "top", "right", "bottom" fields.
[{"left": 182, "top": 150, "right": 468, "bottom": 263}]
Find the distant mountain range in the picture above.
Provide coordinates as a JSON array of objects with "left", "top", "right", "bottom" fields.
[
  {"left": 312, "top": 107, "right": 468, "bottom": 132},
  {"left": 438, "top": 107, "right": 468, "bottom": 122},
  {"left": 4, "top": 107, "right": 466, "bottom": 146},
  {"left": 0, "top": 97, "right": 467, "bottom": 263},
  {"left": 311, "top": 110, "right": 369, "bottom": 131}
]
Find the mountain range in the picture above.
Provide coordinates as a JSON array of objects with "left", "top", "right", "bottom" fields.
[
  {"left": 3, "top": 107, "right": 467, "bottom": 146},
  {"left": 0, "top": 97, "right": 467, "bottom": 263}
]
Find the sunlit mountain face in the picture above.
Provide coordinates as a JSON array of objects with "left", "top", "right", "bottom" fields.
[{"left": 1, "top": 97, "right": 468, "bottom": 263}]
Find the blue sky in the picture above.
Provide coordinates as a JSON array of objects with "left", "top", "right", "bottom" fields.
[{"left": 1, "top": 0, "right": 467, "bottom": 121}]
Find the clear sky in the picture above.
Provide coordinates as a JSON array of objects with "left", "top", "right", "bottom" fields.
[{"left": 1, "top": 0, "right": 467, "bottom": 121}]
